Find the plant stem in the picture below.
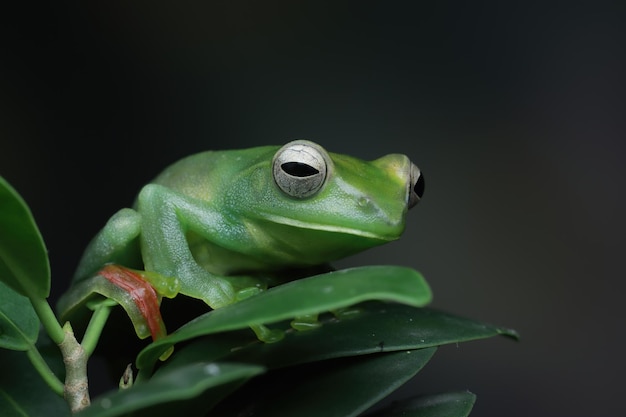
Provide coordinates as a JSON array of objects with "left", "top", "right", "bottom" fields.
[
  {"left": 26, "top": 346, "right": 65, "bottom": 397},
  {"left": 25, "top": 297, "right": 69, "bottom": 400},
  {"left": 59, "top": 322, "right": 90, "bottom": 413},
  {"left": 30, "top": 297, "right": 65, "bottom": 345},
  {"left": 29, "top": 297, "right": 91, "bottom": 412},
  {"left": 81, "top": 302, "right": 113, "bottom": 357}
]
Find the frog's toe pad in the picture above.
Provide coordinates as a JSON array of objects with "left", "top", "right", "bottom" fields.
[
  {"left": 332, "top": 307, "right": 361, "bottom": 318},
  {"left": 290, "top": 313, "right": 322, "bottom": 331},
  {"left": 250, "top": 324, "right": 284, "bottom": 343},
  {"left": 290, "top": 318, "right": 322, "bottom": 331},
  {"left": 236, "top": 287, "right": 262, "bottom": 301}
]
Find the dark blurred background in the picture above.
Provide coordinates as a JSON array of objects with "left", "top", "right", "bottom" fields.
[{"left": 1, "top": 1, "right": 624, "bottom": 416}]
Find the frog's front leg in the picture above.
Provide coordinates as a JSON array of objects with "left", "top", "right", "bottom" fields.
[
  {"left": 136, "top": 184, "right": 238, "bottom": 309},
  {"left": 137, "top": 185, "right": 312, "bottom": 343},
  {"left": 72, "top": 208, "right": 144, "bottom": 281}
]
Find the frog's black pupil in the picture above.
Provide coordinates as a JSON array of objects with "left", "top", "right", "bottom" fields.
[
  {"left": 282, "top": 162, "right": 319, "bottom": 177},
  {"left": 414, "top": 173, "right": 425, "bottom": 198}
]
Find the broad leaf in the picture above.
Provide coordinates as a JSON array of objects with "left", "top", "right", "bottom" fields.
[
  {"left": 0, "top": 347, "right": 70, "bottom": 417},
  {"left": 137, "top": 266, "right": 431, "bottom": 371},
  {"left": 0, "top": 281, "right": 39, "bottom": 350},
  {"left": 365, "top": 391, "right": 477, "bottom": 417},
  {"left": 0, "top": 177, "right": 50, "bottom": 299},
  {"left": 213, "top": 348, "right": 437, "bottom": 417},
  {"left": 77, "top": 362, "right": 264, "bottom": 417},
  {"left": 226, "top": 301, "right": 518, "bottom": 368},
  {"left": 157, "top": 301, "right": 518, "bottom": 373}
]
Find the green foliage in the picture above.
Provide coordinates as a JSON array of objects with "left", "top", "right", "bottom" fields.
[
  {"left": 0, "top": 177, "right": 50, "bottom": 299},
  {"left": 0, "top": 176, "right": 517, "bottom": 416},
  {"left": 137, "top": 266, "right": 432, "bottom": 372},
  {"left": 0, "top": 280, "right": 39, "bottom": 351},
  {"left": 75, "top": 300, "right": 516, "bottom": 417},
  {"left": 0, "top": 339, "right": 71, "bottom": 417},
  {"left": 212, "top": 349, "right": 438, "bottom": 417},
  {"left": 366, "top": 391, "right": 477, "bottom": 417},
  {"left": 78, "top": 362, "right": 265, "bottom": 417}
]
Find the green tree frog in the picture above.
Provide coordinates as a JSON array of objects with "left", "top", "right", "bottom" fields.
[{"left": 57, "top": 140, "right": 424, "bottom": 344}]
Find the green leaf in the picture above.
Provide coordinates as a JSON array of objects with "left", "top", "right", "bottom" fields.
[
  {"left": 0, "top": 346, "right": 70, "bottom": 417},
  {"left": 137, "top": 266, "right": 432, "bottom": 371},
  {"left": 365, "top": 391, "right": 477, "bottom": 417},
  {"left": 0, "top": 177, "right": 50, "bottom": 299},
  {"left": 226, "top": 302, "right": 518, "bottom": 368},
  {"left": 77, "top": 362, "right": 265, "bottom": 417},
  {"left": 213, "top": 348, "right": 437, "bottom": 417},
  {"left": 0, "top": 281, "right": 39, "bottom": 350},
  {"left": 158, "top": 301, "right": 517, "bottom": 373}
]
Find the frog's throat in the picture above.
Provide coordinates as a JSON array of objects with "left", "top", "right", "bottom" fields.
[{"left": 261, "top": 214, "right": 398, "bottom": 241}]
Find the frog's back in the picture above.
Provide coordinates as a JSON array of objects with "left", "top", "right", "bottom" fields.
[{"left": 147, "top": 146, "right": 277, "bottom": 201}]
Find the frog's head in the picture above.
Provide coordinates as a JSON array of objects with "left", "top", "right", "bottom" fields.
[{"left": 235, "top": 140, "right": 424, "bottom": 267}]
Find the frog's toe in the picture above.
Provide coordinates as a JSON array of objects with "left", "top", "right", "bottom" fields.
[
  {"left": 250, "top": 324, "right": 284, "bottom": 343},
  {"left": 199, "top": 278, "right": 237, "bottom": 309},
  {"left": 332, "top": 306, "right": 361, "bottom": 319},
  {"left": 235, "top": 286, "right": 262, "bottom": 301},
  {"left": 290, "top": 314, "right": 321, "bottom": 331}
]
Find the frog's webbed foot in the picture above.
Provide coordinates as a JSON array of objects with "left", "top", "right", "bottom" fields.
[
  {"left": 58, "top": 265, "right": 183, "bottom": 361},
  {"left": 195, "top": 274, "right": 283, "bottom": 343},
  {"left": 96, "top": 265, "right": 180, "bottom": 342},
  {"left": 235, "top": 281, "right": 285, "bottom": 342},
  {"left": 216, "top": 274, "right": 358, "bottom": 344},
  {"left": 195, "top": 273, "right": 269, "bottom": 309}
]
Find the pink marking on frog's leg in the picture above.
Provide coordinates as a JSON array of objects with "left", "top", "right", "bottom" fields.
[{"left": 98, "top": 264, "right": 167, "bottom": 341}]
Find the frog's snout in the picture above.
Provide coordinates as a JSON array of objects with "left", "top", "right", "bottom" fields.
[
  {"left": 408, "top": 161, "right": 425, "bottom": 209},
  {"left": 372, "top": 154, "right": 425, "bottom": 210}
]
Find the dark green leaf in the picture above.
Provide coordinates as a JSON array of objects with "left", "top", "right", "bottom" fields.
[
  {"left": 77, "top": 362, "right": 265, "bottom": 417},
  {"left": 137, "top": 266, "right": 431, "bottom": 371},
  {"left": 0, "top": 346, "right": 70, "bottom": 417},
  {"left": 365, "top": 391, "right": 477, "bottom": 417},
  {"left": 214, "top": 348, "right": 437, "bottom": 417},
  {"left": 226, "top": 302, "right": 518, "bottom": 368},
  {"left": 0, "top": 281, "right": 39, "bottom": 350},
  {"left": 0, "top": 177, "right": 50, "bottom": 299},
  {"left": 158, "top": 301, "right": 518, "bottom": 373}
]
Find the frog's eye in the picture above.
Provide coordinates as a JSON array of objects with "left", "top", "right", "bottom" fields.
[
  {"left": 273, "top": 140, "right": 329, "bottom": 198},
  {"left": 408, "top": 162, "right": 424, "bottom": 209}
]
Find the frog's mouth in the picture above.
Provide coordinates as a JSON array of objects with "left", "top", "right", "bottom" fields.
[
  {"left": 249, "top": 213, "right": 403, "bottom": 266},
  {"left": 260, "top": 214, "right": 400, "bottom": 242}
]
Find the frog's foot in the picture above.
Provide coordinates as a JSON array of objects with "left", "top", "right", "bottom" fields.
[
  {"left": 98, "top": 264, "right": 171, "bottom": 342},
  {"left": 198, "top": 274, "right": 269, "bottom": 308},
  {"left": 290, "top": 313, "right": 322, "bottom": 331},
  {"left": 192, "top": 276, "right": 238, "bottom": 310},
  {"left": 235, "top": 286, "right": 263, "bottom": 301},
  {"left": 250, "top": 324, "right": 284, "bottom": 343},
  {"left": 290, "top": 308, "right": 360, "bottom": 332},
  {"left": 331, "top": 306, "right": 361, "bottom": 319}
]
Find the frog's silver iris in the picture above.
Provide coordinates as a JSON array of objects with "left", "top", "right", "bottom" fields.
[{"left": 273, "top": 140, "right": 329, "bottom": 198}]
